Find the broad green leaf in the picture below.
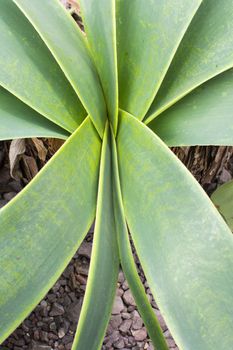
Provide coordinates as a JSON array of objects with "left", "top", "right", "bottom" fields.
[
  {"left": 0, "top": 87, "right": 69, "bottom": 141},
  {"left": 111, "top": 128, "right": 168, "bottom": 350},
  {"left": 0, "top": 1, "right": 86, "bottom": 133},
  {"left": 117, "top": 111, "right": 233, "bottom": 350},
  {"left": 73, "top": 123, "right": 119, "bottom": 350},
  {"left": 79, "top": 0, "right": 118, "bottom": 134},
  {"left": 212, "top": 180, "right": 233, "bottom": 232},
  {"left": 116, "top": 0, "right": 201, "bottom": 120},
  {"left": 0, "top": 117, "right": 101, "bottom": 343},
  {"left": 148, "top": 69, "right": 233, "bottom": 146},
  {"left": 13, "top": 0, "right": 106, "bottom": 138},
  {"left": 146, "top": 0, "right": 233, "bottom": 123}
]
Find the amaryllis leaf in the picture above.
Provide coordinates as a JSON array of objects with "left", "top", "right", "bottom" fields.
[
  {"left": 0, "top": 117, "right": 101, "bottom": 343},
  {"left": 79, "top": 0, "right": 118, "bottom": 134},
  {"left": 111, "top": 127, "right": 169, "bottom": 350},
  {"left": 148, "top": 68, "right": 233, "bottom": 146},
  {"left": 146, "top": 0, "right": 233, "bottom": 123},
  {"left": 73, "top": 123, "right": 119, "bottom": 350},
  {"left": 13, "top": 0, "right": 106, "bottom": 137},
  {"left": 0, "top": 87, "right": 69, "bottom": 141},
  {"left": 117, "top": 111, "right": 233, "bottom": 350},
  {"left": 0, "top": 1, "right": 86, "bottom": 133},
  {"left": 116, "top": 0, "right": 201, "bottom": 120}
]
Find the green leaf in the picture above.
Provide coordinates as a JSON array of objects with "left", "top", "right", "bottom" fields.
[
  {"left": 0, "top": 117, "right": 101, "bottom": 343},
  {"left": 212, "top": 180, "right": 233, "bottom": 232},
  {"left": 117, "top": 111, "right": 233, "bottom": 350},
  {"left": 13, "top": 0, "right": 107, "bottom": 138},
  {"left": 148, "top": 68, "right": 233, "bottom": 146},
  {"left": 73, "top": 123, "right": 119, "bottom": 350},
  {"left": 79, "top": 0, "right": 118, "bottom": 134},
  {"left": 116, "top": 0, "right": 201, "bottom": 120},
  {"left": 146, "top": 0, "right": 233, "bottom": 123},
  {"left": 0, "top": 1, "right": 86, "bottom": 133},
  {"left": 111, "top": 127, "right": 169, "bottom": 350},
  {"left": 0, "top": 87, "right": 69, "bottom": 141}
]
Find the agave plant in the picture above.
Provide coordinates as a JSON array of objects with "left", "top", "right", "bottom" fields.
[{"left": 1, "top": 1, "right": 233, "bottom": 349}]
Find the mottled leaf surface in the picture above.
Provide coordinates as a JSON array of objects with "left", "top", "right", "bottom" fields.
[
  {"left": 0, "top": 118, "right": 101, "bottom": 343},
  {"left": 0, "top": 1, "right": 86, "bottom": 132},
  {"left": 149, "top": 69, "right": 233, "bottom": 146},
  {"left": 117, "top": 112, "right": 233, "bottom": 350},
  {"left": 0, "top": 87, "right": 69, "bottom": 141},
  {"left": 146, "top": 0, "right": 233, "bottom": 122},
  {"left": 116, "top": 0, "right": 201, "bottom": 120},
  {"left": 73, "top": 124, "right": 119, "bottom": 350},
  {"left": 13, "top": 0, "right": 106, "bottom": 137},
  {"left": 111, "top": 127, "right": 168, "bottom": 350},
  {"left": 80, "top": 0, "right": 118, "bottom": 134}
]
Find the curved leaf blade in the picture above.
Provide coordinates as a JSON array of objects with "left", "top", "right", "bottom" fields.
[
  {"left": 111, "top": 127, "right": 168, "bottom": 350},
  {"left": 117, "top": 112, "right": 233, "bottom": 350},
  {"left": 148, "top": 68, "right": 233, "bottom": 146},
  {"left": 73, "top": 123, "right": 119, "bottom": 350},
  {"left": 13, "top": 0, "right": 106, "bottom": 137},
  {"left": 0, "top": 117, "right": 101, "bottom": 343},
  {"left": 0, "top": 1, "right": 86, "bottom": 133},
  {"left": 79, "top": 0, "right": 118, "bottom": 134},
  {"left": 116, "top": 0, "right": 201, "bottom": 120},
  {"left": 0, "top": 87, "right": 69, "bottom": 141},
  {"left": 211, "top": 180, "right": 233, "bottom": 232},
  {"left": 146, "top": 0, "right": 233, "bottom": 123}
]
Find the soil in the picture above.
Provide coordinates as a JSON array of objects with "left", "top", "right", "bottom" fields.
[{"left": 1, "top": 139, "right": 233, "bottom": 350}]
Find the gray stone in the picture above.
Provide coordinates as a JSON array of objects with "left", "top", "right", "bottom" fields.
[
  {"left": 167, "top": 338, "right": 176, "bottom": 348},
  {"left": 121, "top": 312, "right": 131, "bottom": 319},
  {"left": 118, "top": 271, "right": 125, "bottom": 284},
  {"left": 119, "top": 319, "right": 132, "bottom": 333},
  {"left": 122, "top": 289, "right": 136, "bottom": 306},
  {"left": 114, "top": 338, "right": 125, "bottom": 349},
  {"left": 49, "top": 321, "right": 57, "bottom": 331},
  {"left": 40, "top": 331, "right": 49, "bottom": 342},
  {"left": 31, "top": 341, "right": 51, "bottom": 350},
  {"left": 127, "top": 305, "right": 135, "bottom": 312},
  {"left": 110, "top": 314, "right": 122, "bottom": 329},
  {"left": 58, "top": 328, "right": 66, "bottom": 338},
  {"left": 49, "top": 302, "right": 64, "bottom": 316},
  {"left": 3, "top": 191, "right": 16, "bottom": 201},
  {"left": 66, "top": 299, "right": 82, "bottom": 323},
  {"left": 122, "top": 280, "right": 129, "bottom": 290},
  {"left": 116, "top": 288, "right": 124, "bottom": 297},
  {"left": 131, "top": 311, "right": 143, "bottom": 330},
  {"left": 105, "top": 330, "right": 120, "bottom": 346},
  {"left": 164, "top": 329, "right": 172, "bottom": 338},
  {"left": 131, "top": 328, "right": 147, "bottom": 341},
  {"left": 112, "top": 296, "right": 124, "bottom": 314},
  {"left": 77, "top": 241, "right": 92, "bottom": 259}
]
